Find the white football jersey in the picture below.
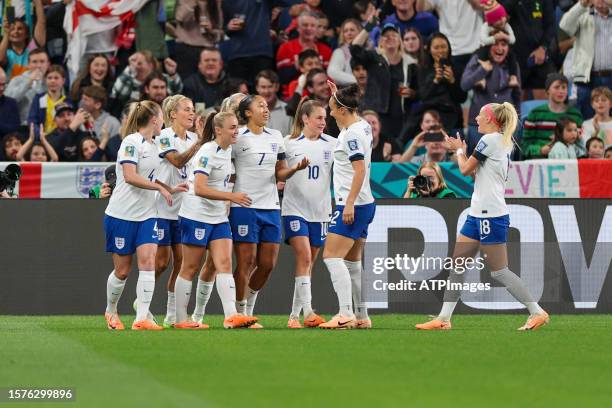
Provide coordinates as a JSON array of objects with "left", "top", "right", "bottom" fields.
[
  {"left": 231, "top": 127, "right": 286, "bottom": 209},
  {"left": 154, "top": 128, "right": 197, "bottom": 220},
  {"left": 282, "top": 134, "right": 334, "bottom": 221},
  {"left": 470, "top": 132, "right": 513, "bottom": 218},
  {"left": 105, "top": 133, "right": 160, "bottom": 222},
  {"left": 179, "top": 141, "right": 232, "bottom": 224},
  {"left": 333, "top": 119, "right": 375, "bottom": 206}
]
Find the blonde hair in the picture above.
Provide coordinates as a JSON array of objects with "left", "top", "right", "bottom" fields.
[
  {"left": 220, "top": 93, "right": 247, "bottom": 124},
  {"left": 490, "top": 102, "right": 518, "bottom": 147},
  {"left": 162, "top": 95, "right": 192, "bottom": 126},
  {"left": 290, "top": 99, "right": 326, "bottom": 138},
  {"left": 121, "top": 101, "right": 161, "bottom": 137},
  {"left": 338, "top": 18, "right": 361, "bottom": 46},
  {"left": 201, "top": 111, "right": 237, "bottom": 144},
  {"left": 418, "top": 162, "right": 448, "bottom": 193}
]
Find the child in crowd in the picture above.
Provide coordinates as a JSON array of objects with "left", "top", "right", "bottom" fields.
[
  {"left": 581, "top": 87, "right": 612, "bottom": 145},
  {"left": 548, "top": 117, "right": 584, "bottom": 159},
  {"left": 283, "top": 49, "right": 323, "bottom": 100},
  {"left": 585, "top": 137, "right": 605, "bottom": 159}
]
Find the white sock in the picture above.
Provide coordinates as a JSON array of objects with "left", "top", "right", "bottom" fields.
[
  {"left": 236, "top": 299, "right": 247, "bottom": 315},
  {"left": 174, "top": 276, "right": 192, "bottom": 323},
  {"left": 106, "top": 270, "right": 126, "bottom": 314},
  {"left": 438, "top": 270, "right": 464, "bottom": 321},
  {"left": 324, "top": 258, "right": 353, "bottom": 317},
  {"left": 165, "top": 291, "right": 176, "bottom": 323},
  {"left": 135, "top": 271, "right": 155, "bottom": 321},
  {"left": 438, "top": 302, "right": 458, "bottom": 322},
  {"left": 345, "top": 260, "right": 368, "bottom": 320},
  {"left": 246, "top": 287, "right": 258, "bottom": 316},
  {"left": 296, "top": 276, "right": 313, "bottom": 317},
  {"left": 192, "top": 279, "right": 214, "bottom": 321},
  {"left": 216, "top": 273, "right": 238, "bottom": 318},
  {"left": 290, "top": 279, "right": 302, "bottom": 319}
]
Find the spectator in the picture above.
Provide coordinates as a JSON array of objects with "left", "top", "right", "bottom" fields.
[
  {"left": 416, "top": 0, "right": 484, "bottom": 81},
  {"left": 585, "top": 136, "right": 605, "bottom": 158},
  {"left": 351, "top": 23, "right": 418, "bottom": 141},
  {"left": 222, "top": 0, "right": 289, "bottom": 86},
  {"left": 351, "top": 60, "right": 369, "bottom": 100},
  {"left": 548, "top": 117, "right": 585, "bottom": 159},
  {"left": 284, "top": 49, "right": 322, "bottom": 100},
  {"left": 522, "top": 73, "right": 584, "bottom": 159},
  {"left": 256, "top": 70, "right": 292, "bottom": 136},
  {"left": 16, "top": 123, "right": 58, "bottom": 162},
  {"left": 222, "top": 77, "right": 249, "bottom": 99},
  {"left": 501, "top": 0, "right": 556, "bottom": 99},
  {"left": 171, "top": 0, "right": 224, "bottom": 80},
  {"left": 407, "top": 33, "right": 466, "bottom": 144},
  {"left": 276, "top": 11, "right": 332, "bottom": 86},
  {"left": 316, "top": 13, "right": 335, "bottom": 49},
  {"left": 560, "top": 0, "right": 612, "bottom": 118},
  {"left": 400, "top": 109, "right": 453, "bottom": 163},
  {"left": 581, "top": 87, "right": 612, "bottom": 144},
  {"left": 78, "top": 134, "right": 108, "bottom": 162},
  {"left": 402, "top": 27, "right": 425, "bottom": 65},
  {"left": 140, "top": 73, "right": 169, "bottom": 106},
  {"left": 4, "top": 48, "right": 49, "bottom": 126},
  {"left": 285, "top": 68, "right": 338, "bottom": 136},
  {"left": 605, "top": 145, "right": 612, "bottom": 159},
  {"left": 69, "top": 54, "right": 114, "bottom": 102},
  {"left": 183, "top": 47, "right": 226, "bottom": 110},
  {"left": 105, "top": 106, "right": 131, "bottom": 162},
  {"left": 0, "top": 68, "right": 20, "bottom": 139},
  {"left": 353, "top": 0, "right": 378, "bottom": 26},
  {"left": 27, "top": 64, "right": 70, "bottom": 136},
  {"left": 327, "top": 18, "right": 362, "bottom": 86},
  {"left": 79, "top": 85, "right": 121, "bottom": 141},
  {"left": 43, "top": 0, "right": 68, "bottom": 65},
  {"left": 404, "top": 161, "right": 457, "bottom": 198},
  {"left": 46, "top": 102, "right": 89, "bottom": 162},
  {"left": 110, "top": 50, "right": 181, "bottom": 108},
  {"left": 461, "top": 39, "right": 521, "bottom": 154},
  {"left": 285, "top": 0, "right": 323, "bottom": 37},
  {"left": 0, "top": 0, "right": 46, "bottom": 80},
  {"left": 370, "top": 0, "right": 439, "bottom": 46},
  {"left": 363, "top": 110, "right": 402, "bottom": 162},
  {"left": 2, "top": 132, "right": 23, "bottom": 161}
]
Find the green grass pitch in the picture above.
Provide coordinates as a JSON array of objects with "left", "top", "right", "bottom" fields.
[{"left": 2, "top": 314, "right": 611, "bottom": 407}]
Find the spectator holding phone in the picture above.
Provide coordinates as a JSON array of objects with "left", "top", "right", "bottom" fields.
[
  {"left": 400, "top": 110, "right": 453, "bottom": 163},
  {"left": 404, "top": 161, "right": 457, "bottom": 198},
  {"left": 0, "top": 0, "right": 46, "bottom": 80}
]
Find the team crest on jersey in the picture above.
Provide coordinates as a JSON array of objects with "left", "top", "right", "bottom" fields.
[
  {"left": 476, "top": 140, "right": 488, "bottom": 153},
  {"left": 238, "top": 225, "right": 249, "bottom": 236},
  {"left": 323, "top": 150, "right": 331, "bottom": 161},
  {"left": 115, "top": 237, "right": 125, "bottom": 249},
  {"left": 199, "top": 156, "right": 209, "bottom": 168},
  {"left": 290, "top": 220, "right": 300, "bottom": 232},
  {"left": 348, "top": 139, "right": 359, "bottom": 151},
  {"left": 125, "top": 145, "right": 136, "bottom": 157},
  {"left": 157, "top": 228, "right": 165, "bottom": 241},
  {"left": 270, "top": 143, "right": 278, "bottom": 153},
  {"left": 160, "top": 137, "right": 171, "bottom": 149},
  {"left": 195, "top": 228, "right": 206, "bottom": 240}
]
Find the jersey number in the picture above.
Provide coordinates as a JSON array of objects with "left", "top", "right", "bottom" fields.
[
  {"left": 330, "top": 210, "right": 340, "bottom": 226},
  {"left": 179, "top": 166, "right": 187, "bottom": 179},
  {"left": 258, "top": 153, "right": 266, "bottom": 165},
  {"left": 307, "top": 165, "right": 320, "bottom": 180},
  {"left": 147, "top": 170, "right": 155, "bottom": 182},
  {"left": 479, "top": 219, "right": 491, "bottom": 236}
]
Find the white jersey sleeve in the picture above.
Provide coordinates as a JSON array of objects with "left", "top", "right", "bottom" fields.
[
  {"left": 332, "top": 119, "right": 375, "bottom": 206},
  {"left": 105, "top": 133, "right": 160, "bottom": 222},
  {"left": 281, "top": 134, "right": 334, "bottom": 221},
  {"left": 179, "top": 141, "right": 232, "bottom": 224},
  {"left": 154, "top": 128, "right": 197, "bottom": 220},
  {"left": 231, "top": 127, "right": 286, "bottom": 209},
  {"left": 470, "top": 132, "right": 512, "bottom": 218}
]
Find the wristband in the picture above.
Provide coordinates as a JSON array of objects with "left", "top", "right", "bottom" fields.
[{"left": 456, "top": 148, "right": 465, "bottom": 156}]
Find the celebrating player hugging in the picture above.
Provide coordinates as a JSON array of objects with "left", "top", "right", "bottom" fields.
[{"left": 416, "top": 102, "right": 549, "bottom": 331}]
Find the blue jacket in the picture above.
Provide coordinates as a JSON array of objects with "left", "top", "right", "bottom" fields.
[{"left": 0, "top": 95, "right": 20, "bottom": 138}]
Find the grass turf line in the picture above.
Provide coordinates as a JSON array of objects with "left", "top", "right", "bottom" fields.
[{"left": 1, "top": 315, "right": 611, "bottom": 408}]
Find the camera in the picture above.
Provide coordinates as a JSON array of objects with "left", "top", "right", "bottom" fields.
[
  {"left": 105, "top": 165, "right": 117, "bottom": 192},
  {"left": 0, "top": 163, "right": 22, "bottom": 196},
  {"left": 413, "top": 175, "right": 432, "bottom": 196}
]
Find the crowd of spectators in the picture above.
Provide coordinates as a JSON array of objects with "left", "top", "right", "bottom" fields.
[{"left": 0, "top": 0, "right": 610, "bottom": 170}]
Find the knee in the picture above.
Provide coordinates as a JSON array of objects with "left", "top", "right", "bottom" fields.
[
  {"left": 138, "top": 259, "right": 156, "bottom": 271},
  {"left": 295, "top": 252, "right": 312, "bottom": 270},
  {"left": 214, "top": 258, "right": 232, "bottom": 273},
  {"left": 172, "top": 254, "right": 183, "bottom": 272},
  {"left": 114, "top": 267, "right": 129, "bottom": 280},
  {"left": 237, "top": 253, "right": 257, "bottom": 273}
]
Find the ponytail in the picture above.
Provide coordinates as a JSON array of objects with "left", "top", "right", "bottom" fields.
[
  {"left": 121, "top": 100, "right": 161, "bottom": 137},
  {"left": 290, "top": 98, "right": 326, "bottom": 139},
  {"left": 491, "top": 102, "right": 518, "bottom": 148}
]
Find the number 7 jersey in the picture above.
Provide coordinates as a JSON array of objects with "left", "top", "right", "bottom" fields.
[{"left": 231, "top": 127, "right": 286, "bottom": 209}]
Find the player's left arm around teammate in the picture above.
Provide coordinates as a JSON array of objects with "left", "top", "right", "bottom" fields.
[
  {"left": 164, "top": 116, "right": 206, "bottom": 169},
  {"left": 155, "top": 179, "right": 189, "bottom": 195},
  {"left": 446, "top": 134, "right": 479, "bottom": 176},
  {"left": 343, "top": 159, "right": 366, "bottom": 225},
  {"left": 275, "top": 156, "right": 310, "bottom": 182}
]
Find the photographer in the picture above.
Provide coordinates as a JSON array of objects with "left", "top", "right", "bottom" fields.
[
  {"left": 404, "top": 161, "right": 456, "bottom": 198},
  {"left": 89, "top": 165, "right": 115, "bottom": 199},
  {"left": 0, "top": 163, "right": 21, "bottom": 198}
]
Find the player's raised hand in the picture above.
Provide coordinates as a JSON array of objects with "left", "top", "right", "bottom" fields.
[
  {"left": 231, "top": 192, "right": 252, "bottom": 207},
  {"left": 444, "top": 133, "right": 465, "bottom": 152},
  {"left": 293, "top": 156, "right": 310, "bottom": 171},
  {"left": 327, "top": 79, "right": 338, "bottom": 95},
  {"left": 195, "top": 116, "right": 205, "bottom": 143}
]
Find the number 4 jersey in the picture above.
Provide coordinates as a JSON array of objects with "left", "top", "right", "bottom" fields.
[
  {"left": 155, "top": 127, "right": 198, "bottom": 220},
  {"left": 281, "top": 134, "right": 335, "bottom": 222},
  {"left": 105, "top": 132, "right": 160, "bottom": 222},
  {"left": 231, "top": 127, "right": 286, "bottom": 210}
]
